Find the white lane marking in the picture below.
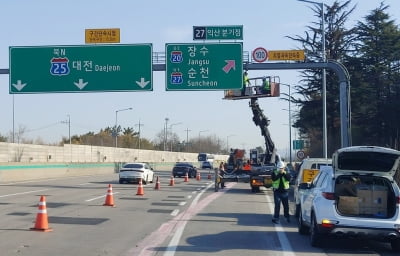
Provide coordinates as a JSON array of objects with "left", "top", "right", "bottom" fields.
[
  {"left": 0, "top": 189, "right": 49, "bottom": 198},
  {"left": 187, "top": 195, "right": 192, "bottom": 199},
  {"left": 163, "top": 182, "right": 219, "bottom": 256},
  {"left": 78, "top": 183, "right": 92, "bottom": 186},
  {"left": 127, "top": 182, "right": 232, "bottom": 256},
  {"left": 170, "top": 209, "right": 179, "bottom": 217},
  {"left": 85, "top": 192, "right": 120, "bottom": 202},
  {"left": 265, "top": 193, "right": 296, "bottom": 256},
  {"left": 178, "top": 201, "right": 186, "bottom": 206}
]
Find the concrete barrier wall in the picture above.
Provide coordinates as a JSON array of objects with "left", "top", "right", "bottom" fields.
[
  {"left": 0, "top": 142, "right": 228, "bottom": 182},
  {"left": 0, "top": 163, "right": 116, "bottom": 182}
]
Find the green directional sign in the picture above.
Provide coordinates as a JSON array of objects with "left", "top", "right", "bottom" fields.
[
  {"left": 9, "top": 44, "right": 152, "bottom": 94},
  {"left": 293, "top": 139, "right": 305, "bottom": 150},
  {"left": 165, "top": 43, "right": 243, "bottom": 91}
]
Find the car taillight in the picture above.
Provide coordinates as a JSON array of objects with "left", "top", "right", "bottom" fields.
[
  {"left": 321, "top": 219, "right": 337, "bottom": 228},
  {"left": 396, "top": 196, "right": 400, "bottom": 205},
  {"left": 322, "top": 192, "right": 335, "bottom": 200}
]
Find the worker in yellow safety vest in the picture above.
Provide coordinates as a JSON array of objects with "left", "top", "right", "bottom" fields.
[
  {"left": 262, "top": 77, "right": 271, "bottom": 95},
  {"left": 271, "top": 162, "right": 291, "bottom": 224},
  {"left": 242, "top": 71, "right": 251, "bottom": 96}
]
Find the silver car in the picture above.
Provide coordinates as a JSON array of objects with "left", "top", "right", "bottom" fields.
[
  {"left": 297, "top": 146, "right": 400, "bottom": 252},
  {"left": 119, "top": 162, "right": 155, "bottom": 184}
]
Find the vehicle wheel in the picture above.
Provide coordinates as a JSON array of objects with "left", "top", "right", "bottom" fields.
[
  {"left": 310, "top": 214, "right": 322, "bottom": 247},
  {"left": 391, "top": 239, "right": 400, "bottom": 252},
  {"left": 143, "top": 177, "right": 147, "bottom": 185},
  {"left": 150, "top": 174, "right": 155, "bottom": 183},
  {"left": 119, "top": 179, "right": 123, "bottom": 184},
  {"left": 251, "top": 186, "right": 256, "bottom": 193},
  {"left": 298, "top": 208, "right": 308, "bottom": 235}
]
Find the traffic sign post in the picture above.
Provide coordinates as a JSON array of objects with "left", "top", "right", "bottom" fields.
[
  {"left": 85, "top": 28, "right": 120, "bottom": 44},
  {"left": 293, "top": 139, "right": 304, "bottom": 150},
  {"left": 297, "top": 150, "right": 305, "bottom": 160},
  {"left": 9, "top": 44, "right": 152, "bottom": 94},
  {"left": 193, "top": 26, "right": 243, "bottom": 40},
  {"left": 252, "top": 47, "right": 268, "bottom": 63},
  {"left": 267, "top": 50, "right": 305, "bottom": 61},
  {"left": 165, "top": 43, "right": 243, "bottom": 91}
]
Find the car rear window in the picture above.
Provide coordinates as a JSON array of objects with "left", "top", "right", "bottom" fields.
[
  {"left": 311, "top": 163, "right": 332, "bottom": 169},
  {"left": 175, "top": 163, "right": 192, "bottom": 167},
  {"left": 337, "top": 151, "right": 398, "bottom": 172},
  {"left": 123, "top": 163, "right": 143, "bottom": 169}
]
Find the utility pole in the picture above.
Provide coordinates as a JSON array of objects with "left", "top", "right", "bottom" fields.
[
  {"left": 164, "top": 118, "right": 169, "bottom": 151},
  {"left": 61, "top": 115, "right": 71, "bottom": 162},
  {"left": 185, "top": 128, "right": 191, "bottom": 151},
  {"left": 298, "top": 0, "right": 327, "bottom": 158},
  {"left": 135, "top": 120, "right": 144, "bottom": 150}
]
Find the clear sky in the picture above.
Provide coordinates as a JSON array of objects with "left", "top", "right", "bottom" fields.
[{"left": 1, "top": 0, "right": 399, "bottom": 158}]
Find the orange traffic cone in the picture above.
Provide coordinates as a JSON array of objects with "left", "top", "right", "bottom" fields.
[
  {"left": 196, "top": 172, "right": 201, "bottom": 181},
  {"left": 136, "top": 178, "right": 144, "bottom": 195},
  {"left": 184, "top": 172, "right": 189, "bottom": 182},
  {"left": 169, "top": 176, "right": 175, "bottom": 186},
  {"left": 154, "top": 176, "right": 160, "bottom": 190},
  {"left": 207, "top": 171, "right": 212, "bottom": 180},
  {"left": 31, "top": 195, "right": 52, "bottom": 232},
  {"left": 103, "top": 184, "right": 115, "bottom": 207}
]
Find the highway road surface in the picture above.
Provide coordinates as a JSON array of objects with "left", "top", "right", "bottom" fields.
[{"left": 0, "top": 167, "right": 397, "bottom": 256}]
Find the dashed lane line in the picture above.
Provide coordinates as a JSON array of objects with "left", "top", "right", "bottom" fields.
[{"left": 0, "top": 189, "right": 49, "bottom": 198}]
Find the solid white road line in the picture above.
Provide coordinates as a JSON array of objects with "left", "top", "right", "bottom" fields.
[{"left": 265, "top": 193, "right": 296, "bottom": 256}]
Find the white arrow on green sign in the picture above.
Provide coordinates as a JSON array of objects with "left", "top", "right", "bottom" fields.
[
  {"left": 165, "top": 43, "right": 243, "bottom": 91},
  {"left": 9, "top": 44, "right": 152, "bottom": 94}
]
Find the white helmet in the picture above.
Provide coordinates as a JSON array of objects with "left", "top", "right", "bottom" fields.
[{"left": 276, "top": 161, "right": 285, "bottom": 169}]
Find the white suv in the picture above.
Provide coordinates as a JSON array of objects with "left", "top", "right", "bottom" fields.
[{"left": 297, "top": 146, "right": 400, "bottom": 251}]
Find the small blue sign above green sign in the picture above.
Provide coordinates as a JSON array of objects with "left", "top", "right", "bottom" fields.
[
  {"left": 165, "top": 43, "right": 243, "bottom": 91},
  {"left": 193, "top": 26, "right": 243, "bottom": 40}
]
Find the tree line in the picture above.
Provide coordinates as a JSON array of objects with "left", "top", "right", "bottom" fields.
[{"left": 289, "top": 0, "right": 400, "bottom": 157}]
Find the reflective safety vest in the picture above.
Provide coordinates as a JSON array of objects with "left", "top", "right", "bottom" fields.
[
  {"left": 263, "top": 80, "right": 270, "bottom": 90},
  {"left": 243, "top": 75, "right": 250, "bottom": 85},
  {"left": 272, "top": 170, "right": 290, "bottom": 190}
]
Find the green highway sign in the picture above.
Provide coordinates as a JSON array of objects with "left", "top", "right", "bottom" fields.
[
  {"left": 9, "top": 44, "right": 152, "bottom": 94},
  {"left": 165, "top": 43, "right": 243, "bottom": 91},
  {"left": 293, "top": 139, "right": 305, "bottom": 150},
  {"left": 193, "top": 26, "right": 243, "bottom": 40}
]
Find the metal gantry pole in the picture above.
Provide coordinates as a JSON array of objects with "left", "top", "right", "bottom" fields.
[
  {"left": 288, "top": 85, "right": 292, "bottom": 165},
  {"left": 297, "top": 0, "right": 327, "bottom": 158},
  {"left": 115, "top": 108, "right": 133, "bottom": 148}
]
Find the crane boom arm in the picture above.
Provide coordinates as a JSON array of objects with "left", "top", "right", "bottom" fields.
[{"left": 249, "top": 98, "right": 276, "bottom": 164}]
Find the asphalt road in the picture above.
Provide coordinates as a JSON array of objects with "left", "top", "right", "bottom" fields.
[{"left": 0, "top": 168, "right": 397, "bottom": 256}]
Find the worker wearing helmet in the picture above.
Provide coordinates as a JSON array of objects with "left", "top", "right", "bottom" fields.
[{"left": 271, "top": 162, "right": 291, "bottom": 224}]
